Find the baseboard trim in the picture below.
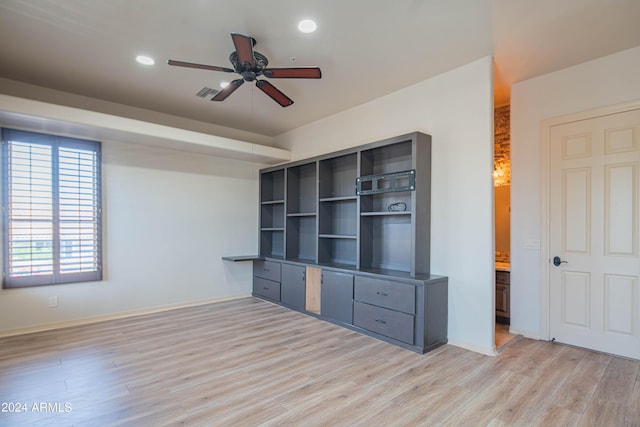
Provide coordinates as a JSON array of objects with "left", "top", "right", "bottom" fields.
[
  {"left": 0, "top": 294, "right": 251, "bottom": 338},
  {"left": 447, "top": 338, "right": 499, "bottom": 356},
  {"left": 508, "top": 326, "right": 541, "bottom": 340}
]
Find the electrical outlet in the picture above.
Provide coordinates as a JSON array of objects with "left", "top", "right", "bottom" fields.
[{"left": 48, "top": 296, "right": 58, "bottom": 308}]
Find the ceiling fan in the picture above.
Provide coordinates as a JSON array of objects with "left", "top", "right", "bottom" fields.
[{"left": 168, "top": 33, "right": 322, "bottom": 107}]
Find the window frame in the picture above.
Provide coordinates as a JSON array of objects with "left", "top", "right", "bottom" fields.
[{"left": 2, "top": 128, "right": 102, "bottom": 288}]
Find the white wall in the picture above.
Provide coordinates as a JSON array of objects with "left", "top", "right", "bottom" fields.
[
  {"left": 0, "top": 138, "right": 260, "bottom": 334},
  {"left": 510, "top": 45, "right": 640, "bottom": 337},
  {"left": 275, "top": 57, "right": 496, "bottom": 354}
]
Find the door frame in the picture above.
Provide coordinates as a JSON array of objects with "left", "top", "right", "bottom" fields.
[{"left": 539, "top": 99, "right": 640, "bottom": 341}]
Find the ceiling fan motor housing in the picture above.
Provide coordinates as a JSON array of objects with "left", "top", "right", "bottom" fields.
[
  {"left": 230, "top": 51, "right": 268, "bottom": 81},
  {"left": 240, "top": 71, "right": 256, "bottom": 81}
]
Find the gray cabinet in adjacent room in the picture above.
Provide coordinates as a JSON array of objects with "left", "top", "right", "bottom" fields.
[{"left": 496, "top": 270, "right": 510, "bottom": 323}]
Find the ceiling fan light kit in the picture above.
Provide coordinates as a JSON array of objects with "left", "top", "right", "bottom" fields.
[{"left": 168, "top": 33, "right": 322, "bottom": 107}]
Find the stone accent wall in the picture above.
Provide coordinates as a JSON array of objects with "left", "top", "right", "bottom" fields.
[
  {"left": 495, "top": 251, "right": 510, "bottom": 263},
  {"left": 495, "top": 105, "right": 510, "bottom": 263},
  {"left": 494, "top": 105, "right": 510, "bottom": 187}
]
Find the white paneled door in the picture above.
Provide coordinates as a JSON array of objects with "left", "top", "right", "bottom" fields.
[{"left": 549, "top": 108, "right": 640, "bottom": 360}]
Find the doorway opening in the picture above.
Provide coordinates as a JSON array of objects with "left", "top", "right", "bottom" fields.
[{"left": 494, "top": 103, "right": 517, "bottom": 350}]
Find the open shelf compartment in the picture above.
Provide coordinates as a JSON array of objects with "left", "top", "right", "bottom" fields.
[
  {"left": 360, "top": 214, "right": 412, "bottom": 273},
  {"left": 261, "top": 230, "right": 284, "bottom": 259},
  {"left": 261, "top": 169, "right": 285, "bottom": 202},
  {"left": 287, "top": 162, "right": 317, "bottom": 214},
  {"left": 286, "top": 216, "right": 316, "bottom": 262},
  {"left": 319, "top": 153, "right": 358, "bottom": 199}
]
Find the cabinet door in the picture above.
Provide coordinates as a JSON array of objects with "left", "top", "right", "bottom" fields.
[
  {"left": 281, "top": 264, "right": 306, "bottom": 309},
  {"left": 496, "top": 283, "right": 509, "bottom": 317},
  {"left": 321, "top": 271, "right": 354, "bottom": 324}
]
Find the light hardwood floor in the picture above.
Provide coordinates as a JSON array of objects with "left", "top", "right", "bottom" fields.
[
  {"left": 495, "top": 323, "right": 518, "bottom": 350},
  {"left": 1, "top": 297, "right": 639, "bottom": 426}
]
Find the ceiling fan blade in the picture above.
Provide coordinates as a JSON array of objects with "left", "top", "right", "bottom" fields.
[
  {"left": 256, "top": 80, "right": 294, "bottom": 107},
  {"left": 231, "top": 33, "right": 256, "bottom": 68},
  {"left": 263, "top": 67, "right": 322, "bottom": 79},
  {"left": 211, "top": 79, "right": 244, "bottom": 101},
  {"left": 167, "top": 59, "right": 234, "bottom": 73}
]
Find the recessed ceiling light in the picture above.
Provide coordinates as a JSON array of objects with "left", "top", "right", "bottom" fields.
[
  {"left": 220, "top": 81, "right": 230, "bottom": 88},
  {"left": 298, "top": 19, "right": 317, "bottom": 33},
  {"left": 136, "top": 55, "right": 155, "bottom": 65}
]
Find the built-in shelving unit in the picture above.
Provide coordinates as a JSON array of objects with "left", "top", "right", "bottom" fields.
[
  {"left": 249, "top": 132, "right": 446, "bottom": 354},
  {"left": 258, "top": 133, "right": 431, "bottom": 276}
]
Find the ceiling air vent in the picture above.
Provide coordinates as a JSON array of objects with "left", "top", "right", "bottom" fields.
[{"left": 195, "top": 87, "right": 219, "bottom": 98}]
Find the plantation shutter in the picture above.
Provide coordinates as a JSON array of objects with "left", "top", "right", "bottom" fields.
[{"left": 2, "top": 128, "right": 102, "bottom": 288}]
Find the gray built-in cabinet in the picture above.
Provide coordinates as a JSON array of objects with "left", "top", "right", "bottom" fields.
[
  {"left": 281, "top": 263, "right": 306, "bottom": 310},
  {"left": 321, "top": 270, "right": 354, "bottom": 324},
  {"left": 252, "top": 132, "right": 447, "bottom": 353}
]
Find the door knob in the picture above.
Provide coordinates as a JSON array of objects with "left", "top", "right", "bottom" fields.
[{"left": 553, "top": 256, "right": 568, "bottom": 266}]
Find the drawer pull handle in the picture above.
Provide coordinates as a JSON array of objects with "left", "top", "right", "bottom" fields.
[
  {"left": 263, "top": 287, "right": 269, "bottom": 290},
  {"left": 264, "top": 269, "right": 270, "bottom": 273},
  {"left": 376, "top": 291, "right": 388, "bottom": 297},
  {"left": 375, "top": 319, "right": 387, "bottom": 324}
]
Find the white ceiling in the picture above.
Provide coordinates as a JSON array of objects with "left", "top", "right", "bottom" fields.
[{"left": 0, "top": 0, "right": 639, "bottom": 137}]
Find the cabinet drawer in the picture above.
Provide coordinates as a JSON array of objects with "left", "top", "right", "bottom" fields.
[
  {"left": 253, "top": 277, "right": 281, "bottom": 301},
  {"left": 253, "top": 260, "right": 281, "bottom": 282},
  {"left": 353, "top": 302, "right": 414, "bottom": 344},
  {"left": 354, "top": 276, "right": 415, "bottom": 314}
]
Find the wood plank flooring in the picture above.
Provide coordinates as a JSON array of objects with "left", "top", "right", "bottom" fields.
[
  {"left": 495, "top": 323, "right": 517, "bottom": 350},
  {"left": 1, "top": 297, "right": 639, "bottom": 426}
]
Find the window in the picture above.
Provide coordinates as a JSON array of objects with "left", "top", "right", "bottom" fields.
[{"left": 2, "top": 128, "right": 102, "bottom": 288}]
